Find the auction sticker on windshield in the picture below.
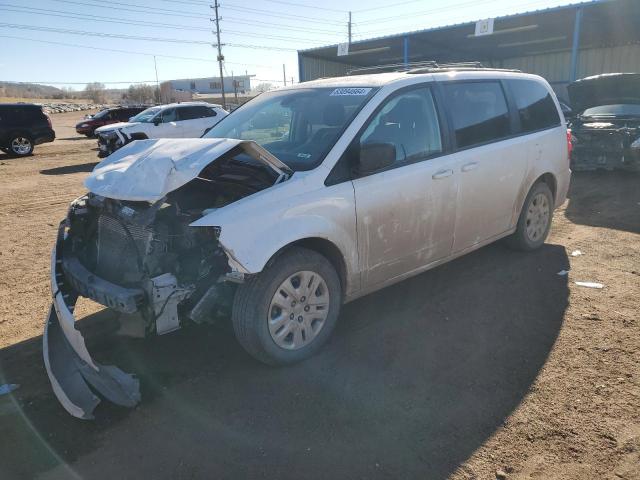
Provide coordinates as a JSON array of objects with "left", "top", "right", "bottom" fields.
[{"left": 330, "top": 87, "right": 372, "bottom": 96}]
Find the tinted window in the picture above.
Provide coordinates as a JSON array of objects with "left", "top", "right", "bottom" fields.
[
  {"left": 507, "top": 79, "right": 560, "bottom": 132},
  {"left": 360, "top": 87, "right": 442, "bottom": 164},
  {"left": 161, "top": 108, "right": 177, "bottom": 123},
  {"left": 179, "top": 105, "right": 216, "bottom": 120},
  {"left": 444, "top": 82, "right": 511, "bottom": 148}
]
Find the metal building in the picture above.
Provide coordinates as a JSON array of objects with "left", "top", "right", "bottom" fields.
[
  {"left": 297, "top": 0, "right": 640, "bottom": 101},
  {"left": 163, "top": 75, "right": 253, "bottom": 95}
]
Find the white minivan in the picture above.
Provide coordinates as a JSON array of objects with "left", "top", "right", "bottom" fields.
[
  {"left": 95, "top": 101, "right": 228, "bottom": 157},
  {"left": 45, "top": 67, "right": 571, "bottom": 418}
]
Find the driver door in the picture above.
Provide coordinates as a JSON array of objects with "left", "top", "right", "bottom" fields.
[
  {"left": 351, "top": 86, "right": 459, "bottom": 289},
  {"left": 152, "top": 108, "right": 184, "bottom": 138}
]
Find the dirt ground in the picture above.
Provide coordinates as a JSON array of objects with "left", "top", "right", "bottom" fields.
[{"left": 0, "top": 111, "right": 638, "bottom": 480}]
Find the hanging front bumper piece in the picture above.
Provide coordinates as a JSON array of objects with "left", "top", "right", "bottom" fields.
[{"left": 43, "top": 224, "right": 141, "bottom": 420}]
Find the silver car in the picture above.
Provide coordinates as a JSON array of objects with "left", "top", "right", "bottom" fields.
[{"left": 45, "top": 68, "right": 571, "bottom": 418}]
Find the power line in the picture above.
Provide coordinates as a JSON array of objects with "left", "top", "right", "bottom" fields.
[
  {"left": 0, "top": 23, "right": 303, "bottom": 50},
  {"left": 0, "top": 22, "right": 212, "bottom": 44},
  {"left": 223, "top": 16, "right": 344, "bottom": 35},
  {"left": 353, "top": 0, "right": 425, "bottom": 13},
  {"left": 356, "top": 0, "right": 498, "bottom": 26},
  {"left": 50, "top": 0, "right": 210, "bottom": 20},
  {"left": 0, "top": 3, "right": 343, "bottom": 37},
  {"left": 167, "top": 0, "right": 345, "bottom": 13},
  {"left": 0, "top": 4, "right": 212, "bottom": 31},
  {"left": 0, "top": 7, "right": 332, "bottom": 43},
  {"left": 221, "top": 5, "right": 345, "bottom": 25}
]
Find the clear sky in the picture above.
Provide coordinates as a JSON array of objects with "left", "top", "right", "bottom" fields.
[{"left": 0, "top": 0, "right": 581, "bottom": 90}]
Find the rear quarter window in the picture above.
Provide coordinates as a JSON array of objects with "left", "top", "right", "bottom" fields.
[
  {"left": 443, "top": 81, "right": 511, "bottom": 149},
  {"left": 507, "top": 79, "right": 561, "bottom": 133}
]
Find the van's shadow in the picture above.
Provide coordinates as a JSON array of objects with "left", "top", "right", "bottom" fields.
[
  {"left": 40, "top": 162, "right": 98, "bottom": 175},
  {"left": 565, "top": 170, "right": 640, "bottom": 233},
  {"left": 0, "top": 243, "right": 569, "bottom": 479}
]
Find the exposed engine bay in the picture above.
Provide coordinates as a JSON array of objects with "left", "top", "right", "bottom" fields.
[
  {"left": 66, "top": 145, "right": 280, "bottom": 331},
  {"left": 567, "top": 73, "right": 640, "bottom": 171},
  {"left": 570, "top": 119, "right": 640, "bottom": 171}
]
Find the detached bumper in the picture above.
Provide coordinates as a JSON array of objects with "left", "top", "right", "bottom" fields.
[{"left": 43, "top": 226, "right": 141, "bottom": 419}]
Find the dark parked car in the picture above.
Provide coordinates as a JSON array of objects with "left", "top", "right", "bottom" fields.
[
  {"left": 0, "top": 103, "right": 55, "bottom": 157},
  {"left": 568, "top": 73, "right": 640, "bottom": 171},
  {"left": 75, "top": 106, "right": 148, "bottom": 137}
]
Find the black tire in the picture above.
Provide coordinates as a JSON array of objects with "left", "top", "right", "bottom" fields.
[
  {"left": 506, "top": 181, "right": 554, "bottom": 251},
  {"left": 8, "top": 134, "right": 34, "bottom": 157},
  {"left": 232, "top": 247, "right": 342, "bottom": 366}
]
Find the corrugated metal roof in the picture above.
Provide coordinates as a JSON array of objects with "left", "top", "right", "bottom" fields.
[{"left": 298, "top": 0, "right": 608, "bottom": 53}]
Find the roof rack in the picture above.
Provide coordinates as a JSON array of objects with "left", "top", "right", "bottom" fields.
[{"left": 347, "top": 61, "right": 520, "bottom": 76}]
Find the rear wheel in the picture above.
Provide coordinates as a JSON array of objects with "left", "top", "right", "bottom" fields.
[
  {"left": 232, "top": 247, "right": 342, "bottom": 365},
  {"left": 506, "top": 182, "right": 553, "bottom": 251},
  {"left": 9, "top": 135, "right": 34, "bottom": 157}
]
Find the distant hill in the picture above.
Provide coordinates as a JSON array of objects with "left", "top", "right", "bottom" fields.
[{"left": 0, "top": 82, "right": 67, "bottom": 99}]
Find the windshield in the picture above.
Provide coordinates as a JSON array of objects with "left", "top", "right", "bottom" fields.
[
  {"left": 582, "top": 104, "right": 640, "bottom": 117},
  {"left": 93, "top": 109, "right": 110, "bottom": 119},
  {"left": 130, "top": 107, "right": 162, "bottom": 123},
  {"left": 204, "top": 87, "right": 377, "bottom": 171}
]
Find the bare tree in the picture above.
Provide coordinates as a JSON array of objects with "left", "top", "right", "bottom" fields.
[
  {"left": 84, "top": 82, "right": 106, "bottom": 103},
  {"left": 252, "top": 82, "right": 274, "bottom": 94},
  {"left": 127, "top": 84, "right": 156, "bottom": 104}
]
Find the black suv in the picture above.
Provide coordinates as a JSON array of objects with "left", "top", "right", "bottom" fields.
[{"left": 0, "top": 103, "right": 56, "bottom": 157}]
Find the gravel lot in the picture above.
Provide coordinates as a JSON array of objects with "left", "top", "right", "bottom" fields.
[{"left": 0, "top": 111, "right": 638, "bottom": 480}]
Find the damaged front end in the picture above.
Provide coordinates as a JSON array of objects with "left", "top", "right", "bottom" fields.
[
  {"left": 568, "top": 73, "right": 640, "bottom": 171},
  {"left": 97, "top": 128, "right": 132, "bottom": 158},
  {"left": 570, "top": 120, "right": 640, "bottom": 171},
  {"left": 44, "top": 138, "right": 289, "bottom": 419}
]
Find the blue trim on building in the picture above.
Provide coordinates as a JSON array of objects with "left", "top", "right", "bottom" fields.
[{"left": 570, "top": 7, "right": 584, "bottom": 81}]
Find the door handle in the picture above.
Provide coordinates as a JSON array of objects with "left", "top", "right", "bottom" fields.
[
  {"left": 461, "top": 162, "right": 479, "bottom": 172},
  {"left": 432, "top": 169, "right": 453, "bottom": 180}
]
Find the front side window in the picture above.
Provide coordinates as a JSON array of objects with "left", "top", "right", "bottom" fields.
[
  {"left": 507, "top": 79, "right": 560, "bottom": 132},
  {"left": 130, "top": 107, "right": 161, "bottom": 123},
  {"left": 204, "top": 87, "right": 377, "bottom": 171},
  {"left": 161, "top": 108, "right": 177, "bottom": 123},
  {"left": 444, "top": 82, "right": 511, "bottom": 149},
  {"left": 359, "top": 87, "right": 442, "bottom": 164}
]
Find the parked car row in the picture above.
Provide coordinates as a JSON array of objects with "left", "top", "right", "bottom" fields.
[
  {"left": 75, "top": 105, "right": 148, "bottom": 137},
  {"left": 94, "top": 102, "right": 228, "bottom": 157}
]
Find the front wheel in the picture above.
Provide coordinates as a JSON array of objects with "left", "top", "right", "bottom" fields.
[
  {"left": 506, "top": 181, "right": 554, "bottom": 251},
  {"left": 232, "top": 247, "right": 342, "bottom": 365},
  {"left": 9, "top": 135, "right": 34, "bottom": 157}
]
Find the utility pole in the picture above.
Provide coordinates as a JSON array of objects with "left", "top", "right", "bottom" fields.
[
  {"left": 211, "top": 0, "right": 226, "bottom": 108},
  {"left": 232, "top": 70, "right": 238, "bottom": 102},
  {"left": 153, "top": 55, "right": 161, "bottom": 104},
  {"left": 348, "top": 11, "right": 352, "bottom": 46},
  {"left": 282, "top": 64, "right": 287, "bottom": 86}
]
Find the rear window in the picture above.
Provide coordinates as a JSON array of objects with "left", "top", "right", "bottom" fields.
[
  {"left": 507, "top": 79, "right": 560, "bottom": 132},
  {"left": 443, "top": 82, "right": 511, "bottom": 149},
  {"left": 179, "top": 105, "right": 216, "bottom": 120}
]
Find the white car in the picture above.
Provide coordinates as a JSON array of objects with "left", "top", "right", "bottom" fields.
[
  {"left": 44, "top": 67, "right": 571, "bottom": 419},
  {"left": 95, "top": 102, "right": 228, "bottom": 157}
]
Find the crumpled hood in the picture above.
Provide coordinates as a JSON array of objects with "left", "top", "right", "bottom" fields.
[
  {"left": 568, "top": 73, "right": 640, "bottom": 113},
  {"left": 84, "top": 138, "right": 291, "bottom": 202},
  {"left": 95, "top": 121, "right": 139, "bottom": 134}
]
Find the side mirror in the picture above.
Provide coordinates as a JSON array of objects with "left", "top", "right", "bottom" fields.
[
  {"left": 153, "top": 117, "right": 161, "bottom": 126},
  {"left": 356, "top": 142, "right": 396, "bottom": 176}
]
